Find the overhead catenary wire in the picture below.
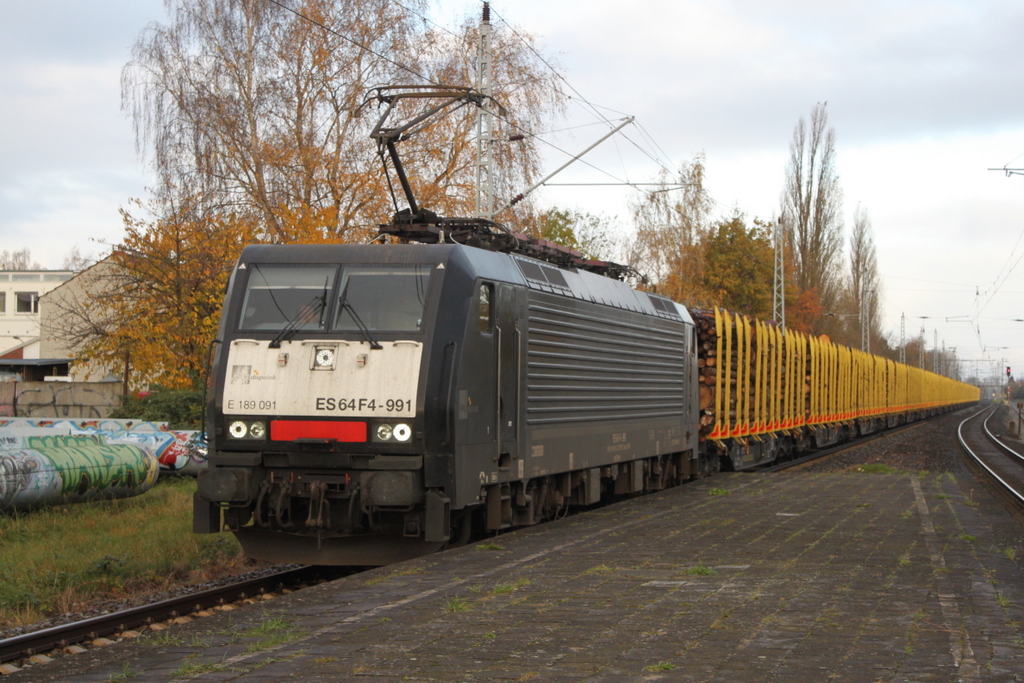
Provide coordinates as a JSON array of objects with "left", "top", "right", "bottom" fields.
[{"left": 267, "top": 0, "right": 711, "bottom": 211}]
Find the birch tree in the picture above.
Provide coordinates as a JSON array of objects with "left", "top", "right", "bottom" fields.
[{"left": 122, "top": 0, "right": 561, "bottom": 242}]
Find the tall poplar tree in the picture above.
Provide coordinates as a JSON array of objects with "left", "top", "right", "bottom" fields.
[{"left": 780, "top": 102, "right": 844, "bottom": 334}]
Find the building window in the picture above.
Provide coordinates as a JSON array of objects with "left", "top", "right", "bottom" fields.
[
  {"left": 0, "top": 292, "right": 5, "bottom": 313},
  {"left": 16, "top": 292, "right": 38, "bottom": 314}
]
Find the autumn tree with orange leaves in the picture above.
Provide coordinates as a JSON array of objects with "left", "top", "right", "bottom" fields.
[{"left": 49, "top": 195, "right": 257, "bottom": 390}]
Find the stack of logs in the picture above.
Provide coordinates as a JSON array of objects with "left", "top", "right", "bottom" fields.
[
  {"left": 691, "top": 308, "right": 775, "bottom": 438},
  {"left": 692, "top": 310, "right": 722, "bottom": 437}
]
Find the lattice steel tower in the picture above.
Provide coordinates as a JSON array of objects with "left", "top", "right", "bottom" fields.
[
  {"left": 474, "top": 3, "right": 496, "bottom": 220},
  {"left": 773, "top": 217, "right": 785, "bottom": 331}
]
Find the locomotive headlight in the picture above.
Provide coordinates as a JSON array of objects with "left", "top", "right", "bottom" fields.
[
  {"left": 248, "top": 421, "right": 266, "bottom": 439},
  {"left": 393, "top": 423, "right": 412, "bottom": 442},
  {"left": 375, "top": 424, "right": 393, "bottom": 441},
  {"left": 227, "top": 420, "right": 266, "bottom": 439},
  {"left": 313, "top": 346, "right": 336, "bottom": 369}
]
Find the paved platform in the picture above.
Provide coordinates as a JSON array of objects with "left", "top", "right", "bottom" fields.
[{"left": 12, "top": 469, "right": 1024, "bottom": 682}]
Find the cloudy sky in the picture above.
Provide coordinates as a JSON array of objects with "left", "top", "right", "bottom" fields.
[{"left": 2, "top": 0, "right": 1023, "bottom": 383}]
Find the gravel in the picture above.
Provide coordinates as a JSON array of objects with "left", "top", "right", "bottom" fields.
[{"left": 796, "top": 407, "right": 983, "bottom": 474}]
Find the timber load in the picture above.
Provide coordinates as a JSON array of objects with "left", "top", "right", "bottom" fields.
[{"left": 689, "top": 307, "right": 979, "bottom": 441}]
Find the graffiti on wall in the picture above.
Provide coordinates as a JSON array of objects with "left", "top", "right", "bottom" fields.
[
  {"left": 0, "top": 434, "right": 159, "bottom": 511},
  {"left": 0, "top": 382, "right": 123, "bottom": 419}
]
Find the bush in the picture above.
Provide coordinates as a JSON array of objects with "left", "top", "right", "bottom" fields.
[{"left": 110, "top": 386, "right": 204, "bottom": 430}]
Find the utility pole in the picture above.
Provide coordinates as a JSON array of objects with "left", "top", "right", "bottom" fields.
[
  {"left": 919, "top": 327, "right": 925, "bottom": 369},
  {"left": 773, "top": 217, "right": 786, "bottom": 331},
  {"left": 932, "top": 329, "right": 939, "bottom": 374},
  {"left": 474, "top": 2, "right": 495, "bottom": 221},
  {"left": 899, "top": 313, "right": 906, "bottom": 364},
  {"left": 860, "top": 282, "right": 870, "bottom": 353}
]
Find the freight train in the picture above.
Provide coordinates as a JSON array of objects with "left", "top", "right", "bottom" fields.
[{"left": 194, "top": 240, "right": 979, "bottom": 565}]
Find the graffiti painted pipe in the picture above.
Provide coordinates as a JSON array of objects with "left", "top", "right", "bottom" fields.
[
  {"left": 0, "top": 434, "right": 160, "bottom": 511},
  {"left": 0, "top": 419, "right": 208, "bottom": 475}
]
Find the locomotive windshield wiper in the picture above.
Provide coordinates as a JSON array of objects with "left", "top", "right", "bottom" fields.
[
  {"left": 268, "top": 280, "right": 329, "bottom": 349},
  {"left": 338, "top": 284, "right": 383, "bottom": 350}
]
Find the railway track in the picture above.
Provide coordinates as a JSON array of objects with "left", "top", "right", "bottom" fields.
[
  {"left": 957, "top": 406, "right": 1024, "bottom": 508},
  {"left": 0, "top": 565, "right": 353, "bottom": 669}
]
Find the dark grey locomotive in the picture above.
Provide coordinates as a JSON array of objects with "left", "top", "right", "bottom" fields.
[{"left": 195, "top": 242, "right": 702, "bottom": 565}]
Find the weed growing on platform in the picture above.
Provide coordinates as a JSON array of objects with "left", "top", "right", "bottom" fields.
[
  {"left": 959, "top": 534, "right": 977, "bottom": 542},
  {"left": 443, "top": 596, "right": 470, "bottom": 612},
  {"left": 583, "top": 564, "right": 612, "bottom": 575},
  {"left": 105, "top": 660, "right": 137, "bottom": 682},
  {"left": 0, "top": 478, "right": 243, "bottom": 629},
  {"left": 644, "top": 661, "right": 676, "bottom": 672},
  {"left": 314, "top": 657, "right": 339, "bottom": 664},
  {"left": 476, "top": 542, "right": 504, "bottom": 551},
  {"left": 242, "top": 615, "right": 301, "bottom": 654},
  {"left": 493, "top": 578, "right": 530, "bottom": 594},
  {"left": 1003, "top": 547, "right": 1017, "bottom": 561},
  {"left": 708, "top": 487, "right": 728, "bottom": 496},
  {"left": 687, "top": 564, "right": 716, "bottom": 576},
  {"left": 172, "top": 657, "right": 225, "bottom": 677},
  {"left": 997, "top": 594, "right": 1012, "bottom": 608}
]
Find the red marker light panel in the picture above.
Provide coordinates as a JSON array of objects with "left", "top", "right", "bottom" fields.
[{"left": 270, "top": 420, "right": 367, "bottom": 442}]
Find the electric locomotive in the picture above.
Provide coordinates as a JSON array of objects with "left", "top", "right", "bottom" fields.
[{"left": 195, "top": 242, "right": 701, "bottom": 565}]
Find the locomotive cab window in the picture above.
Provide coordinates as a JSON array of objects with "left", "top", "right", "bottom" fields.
[
  {"left": 479, "top": 283, "right": 493, "bottom": 333},
  {"left": 238, "top": 265, "right": 336, "bottom": 331},
  {"left": 333, "top": 265, "right": 431, "bottom": 333}
]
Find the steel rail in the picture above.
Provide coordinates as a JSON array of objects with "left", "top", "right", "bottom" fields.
[
  {"left": 0, "top": 565, "right": 341, "bottom": 665},
  {"left": 981, "top": 409, "right": 1024, "bottom": 465},
  {"left": 957, "top": 407, "right": 1024, "bottom": 506}
]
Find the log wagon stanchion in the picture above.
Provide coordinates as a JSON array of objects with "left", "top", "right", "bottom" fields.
[{"left": 690, "top": 307, "right": 980, "bottom": 471}]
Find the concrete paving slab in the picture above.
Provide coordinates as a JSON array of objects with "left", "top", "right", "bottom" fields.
[{"left": 7, "top": 470, "right": 1024, "bottom": 682}]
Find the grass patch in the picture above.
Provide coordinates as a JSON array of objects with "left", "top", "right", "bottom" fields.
[
  {"left": 0, "top": 478, "right": 242, "bottom": 629},
  {"left": 708, "top": 488, "right": 729, "bottom": 496},
  {"left": 493, "top": 578, "right": 530, "bottom": 594},
  {"left": 172, "top": 658, "right": 225, "bottom": 677},
  {"left": 583, "top": 564, "right": 612, "bottom": 575},
  {"left": 959, "top": 534, "right": 977, "bottom": 542},
  {"left": 241, "top": 616, "right": 302, "bottom": 654},
  {"left": 106, "top": 661, "right": 137, "bottom": 682},
  {"left": 475, "top": 542, "right": 504, "bottom": 551},
  {"left": 1004, "top": 547, "right": 1017, "bottom": 561},
  {"left": 644, "top": 661, "right": 676, "bottom": 672},
  {"left": 361, "top": 565, "right": 423, "bottom": 587},
  {"left": 686, "top": 564, "right": 716, "bottom": 576},
  {"left": 856, "top": 464, "right": 899, "bottom": 474}
]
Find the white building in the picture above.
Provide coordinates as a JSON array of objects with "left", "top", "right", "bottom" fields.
[{"left": 1, "top": 269, "right": 75, "bottom": 373}]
